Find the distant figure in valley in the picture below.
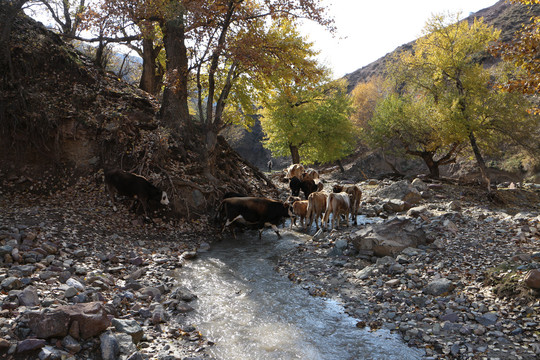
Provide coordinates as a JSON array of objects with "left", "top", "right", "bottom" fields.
[{"left": 267, "top": 159, "right": 273, "bottom": 172}]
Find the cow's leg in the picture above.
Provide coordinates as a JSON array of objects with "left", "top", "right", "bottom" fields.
[
  {"left": 106, "top": 184, "right": 118, "bottom": 211},
  {"left": 322, "top": 210, "right": 330, "bottom": 231},
  {"left": 271, "top": 224, "right": 281, "bottom": 238}
]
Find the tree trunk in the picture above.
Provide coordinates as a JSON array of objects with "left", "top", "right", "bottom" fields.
[
  {"left": 420, "top": 152, "right": 440, "bottom": 178},
  {"left": 289, "top": 144, "right": 300, "bottom": 164},
  {"left": 159, "top": 12, "right": 190, "bottom": 133},
  {"left": 469, "top": 131, "right": 491, "bottom": 192},
  {"left": 139, "top": 38, "right": 158, "bottom": 94}
]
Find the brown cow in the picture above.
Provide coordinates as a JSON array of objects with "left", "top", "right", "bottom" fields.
[
  {"left": 302, "top": 168, "right": 319, "bottom": 181},
  {"left": 286, "top": 164, "right": 305, "bottom": 179},
  {"left": 306, "top": 191, "right": 328, "bottom": 231},
  {"left": 323, "top": 192, "right": 350, "bottom": 230},
  {"left": 220, "top": 197, "right": 292, "bottom": 239},
  {"left": 333, "top": 184, "right": 362, "bottom": 225},
  {"left": 290, "top": 200, "right": 309, "bottom": 230}
]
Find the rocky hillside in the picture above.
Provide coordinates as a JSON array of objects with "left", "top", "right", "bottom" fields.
[{"left": 344, "top": 0, "right": 540, "bottom": 91}]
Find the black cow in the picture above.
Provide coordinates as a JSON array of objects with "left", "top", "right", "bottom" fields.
[
  {"left": 104, "top": 169, "right": 169, "bottom": 216},
  {"left": 220, "top": 197, "right": 292, "bottom": 239},
  {"left": 300, "top": 179, "right": 318, "bottom": 199},
  {"left": 289, "top": 176, "right": 302, "bottom": 197},
  {"left": 289, "top": 176, "right": 318, "bottom": 199}
]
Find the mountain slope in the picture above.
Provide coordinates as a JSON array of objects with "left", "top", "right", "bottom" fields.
[{"left": 344, "top": 0, "right": 540, "bottom": 92}]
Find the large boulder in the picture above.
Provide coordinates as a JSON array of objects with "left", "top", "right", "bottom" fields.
[
  {"left": 351, "top": 217, "right": 429, "bottom": 257},
  {"left": 376, "top": 180, "right": 423, "bottom": 205},
  {"left": 524, "top": 269, "right": 540, "bottom": 289},
  {"left": 27, "top": 302, "right": 110, "bottom": 339}
]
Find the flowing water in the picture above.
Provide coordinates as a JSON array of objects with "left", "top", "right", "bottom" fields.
[{"left": 176, "top": 226, "right": 424, "bottom": 360}]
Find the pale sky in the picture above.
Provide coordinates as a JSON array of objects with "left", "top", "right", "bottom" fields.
[{"left": 302, "top": 0, "right": 500, "bottom": 78}]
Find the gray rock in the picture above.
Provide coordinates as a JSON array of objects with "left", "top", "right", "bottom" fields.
[
  {"left": 351, "top": 218, "right": 429, "bottom": 257},
  {"left": 64, "top": 287, "right": 78, "bottom": 298},
  {"left": 386, "top": 279, "right": 401, "bottom": 287},
  {"left": 116, "top": 333, "right": 137, "bottom": 355},
  {"left": 406, "top": 206, "right": 428, "bottom": 218},
  {"left": 100, "top": 331, "right": 120, "bottom": 360},
  {"left": 424, "top": 278, "right": 454, "bottom": 296},
  {"left": 39, "top": 271, "right": 55, "bottom": 280},
  {"left": 111, "top": 318, "right": 144, "bottom": 343},
  {"left": 151, "top": 304, "right": 169, "bottom": 325},
  {"left": 1, "top": 277, "right": 22, "bottom": 290},
  {"left": 17, "top": 286, "right": 40, "bottom": 307},
  {"left": 476, "top": 312, "right": 498, "bottom": 326},
  {"left": 139, "top": 287, "right": 161, "bottom": 299},
  {"left": 9, "top": 265, "right": 35, "bottom": 277},
  {"left": 383, "top": 199, "right": 407, "bottom": 213},
  {"left": 16, "top": 338, "right": 46, "bottom": 353},
  {"left": 61, "top": 335, "right": 81, "bottom": 353},
  {"left": 0, "top": 245, "right": 13, "bottom": 256},
  {"left": 376, "top": 180, "right": 423, "bottom": 205},
  {"left": 335, "top": 238, "right": 348, "bottom": 250},
  {"left": 355, "top": 265, "right": 375, "bottom": 280},
  {"left": 389, "top": 263, "right": 405, "bottom": 274},
  {"left": 411, "top": 178, "right": 428, "bottom": 192},
  {"left": 27, "top": 302, "right": 110, "bottom": 339},
  {"left": 441, "top": 312, "right": 459, "bottom": 323}
]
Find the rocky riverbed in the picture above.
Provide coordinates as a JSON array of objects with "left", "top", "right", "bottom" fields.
[
  {"left": 0, "top": 175, "right": 215, "bottom": 359},
  {"left": 1, "top": 173, "right": 539, "bottom": 359},
  {"left": 275, "top": 178, "right": 540, "bottom": 359}
]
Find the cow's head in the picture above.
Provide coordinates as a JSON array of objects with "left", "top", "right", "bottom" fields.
[
  {"left": 161, "top": 191, "right": 170, "bottom": 206},
  {"left": 285, "top": 202, "right": 295, "bottom": 218}
]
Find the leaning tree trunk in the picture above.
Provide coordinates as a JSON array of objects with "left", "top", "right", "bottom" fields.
[
  {"left": 469, "top": 131, "right": 491, "bottom": 192},
  {"left": 139, "top": 38, "right": 159, "bottom": 94},
  {"left": 420, "top": 152, "right": 440, "bottom": 178},
  {"left": 289, "top": 144, "right": 300, "bottom": 165},
  {"left": 159, "top": 13, "right": 190, "bottom": 133}
]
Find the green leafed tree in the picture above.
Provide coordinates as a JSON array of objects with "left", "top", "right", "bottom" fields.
[
  {"left": 371, "top": 13, "right": 538, "bottom": 187},
  {"left": 365, "top": 93, "right": 463, "bottom": 178},
  {"left": 261, "top": 78, "right": 356, "bottom": 165}
]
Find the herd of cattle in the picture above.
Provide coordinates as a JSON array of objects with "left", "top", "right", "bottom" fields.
[{"left": 103, "top": 164, "right": 362, "bottom": 238}]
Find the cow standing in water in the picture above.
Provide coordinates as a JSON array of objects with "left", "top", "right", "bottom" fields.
[
  {"left": 104, "top": 169, "right": 169, "bottom": 217},
  {"left": 219, "top": 197, "right": 292, "bottom": 239},
  {"left": 333, "top": 184, "right": 362, "bottom": 225}
]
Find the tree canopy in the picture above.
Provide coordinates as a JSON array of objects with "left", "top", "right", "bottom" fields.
[
  {"left": 261, "top": 78, "right": 356, "bottom": 165},
  {"left": 367, "top": 13, "right": 538, "bottom": 183}
]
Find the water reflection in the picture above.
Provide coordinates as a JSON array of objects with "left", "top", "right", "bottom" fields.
[{"left": 176, "top": 228, "right": 423, "bottom": 360}]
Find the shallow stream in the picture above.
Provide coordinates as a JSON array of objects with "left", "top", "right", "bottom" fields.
[{"left": 176, "top": 228, "right": 424, "bottom": 360}]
